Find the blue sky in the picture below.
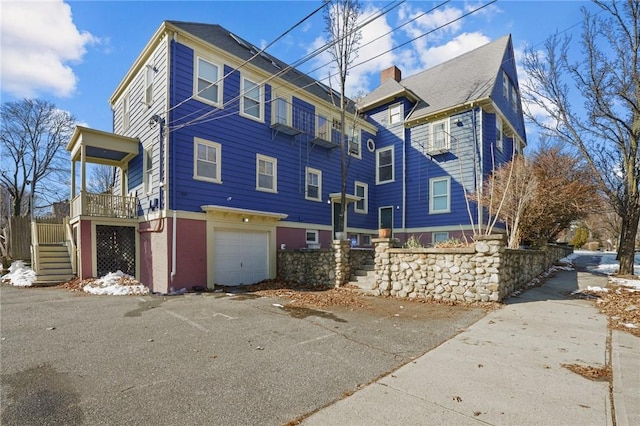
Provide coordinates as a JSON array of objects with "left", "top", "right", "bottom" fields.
[{"left": 1, "top": 0, "right": 600, "bottom": 147}]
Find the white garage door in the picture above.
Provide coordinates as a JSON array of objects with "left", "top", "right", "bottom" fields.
[{"left": 214, "top": 230, "right": 269, "bottom": 285}]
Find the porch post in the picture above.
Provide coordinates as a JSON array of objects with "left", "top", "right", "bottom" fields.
[
  {"left": 80, "top": 144, "right": 87, "bottom": 193},
  {"left": 70, "top": 159, "right": 76, "bottom": 199}
]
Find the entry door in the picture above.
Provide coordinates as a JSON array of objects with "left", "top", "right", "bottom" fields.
[
  {"left": 214, "top": 230, "right": 269, "bottom": 285},
  {"left": 333, "top": 202, "right": 342, "bottom": 234},
  {"left": 379, "top": 206, "right": 393, "bottom": 232}
]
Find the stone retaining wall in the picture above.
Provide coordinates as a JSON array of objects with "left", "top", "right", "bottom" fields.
[
  {"left": 277, "top": 242, "right": 374, "bottom": 288},
  {"left": 375, "top": 235, "right": 573, "bottom": 302},
  {"left": 278, "top": 235, "right": 573, "bottom": 302}
]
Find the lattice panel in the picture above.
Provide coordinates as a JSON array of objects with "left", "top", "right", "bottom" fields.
[{"left": 96, "top": 225, "right": 136, "bottom": 277}]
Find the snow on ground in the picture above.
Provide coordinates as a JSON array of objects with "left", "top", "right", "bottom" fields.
[
  {"left": 0, "top": 261, "right": 36, "bottom": 287},
  {"left": 83, "top": 271, "right": 149, "bottom": 296}
]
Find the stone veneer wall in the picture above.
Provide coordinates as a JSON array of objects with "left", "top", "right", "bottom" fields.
[
  {"left": 375, "top": 234, "right": 573, "bottom": 302},
  {"left": 277, "top": 241, "right": 374, "bottom": 288}
]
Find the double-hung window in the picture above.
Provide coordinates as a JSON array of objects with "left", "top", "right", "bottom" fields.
[
  {"left": 511, "top": 84, "right": 518, "bottom": 111},
  {"left": 389, "top": 103, "right": 402, "bottom": 125},
  {"left": 144, "top": 65, "right": 154, "bottom": 105},
  {"left": 256, "top": 154, "right": 277, "bottom": 192},
  {"left": 430, "top": 176, "right": 450, "bottom": 214},
  {"left": 430, "top": 119, "right": 450, "bottom": 152},
  {"left": 496, "top": 115, "right": 503, "bottom": 151},
  {"left": 241, "top": 76, "right": 263, "bottom": 121},
  {"left": 316, "top": 114, "right": 329, "bottom": 141},
  {"left": 122, "top": 93, "right": 130, "bottom": 132},
  {"left": 194, "top": 138, "right": 221, "bottom": 183},
  {"left": 272, "top": 95, "right": 288, "bottom": 126},
  {"left": 376, "top": 146, "right": 394, "bottom": 184},
  {"left": 305, "top": 167, "right": 322, "bottom": 201},
  {"left": 502, "top": 70, "right": 509, "bottom": 99},
  {"left": 195, "top": 57, "right": 221, "bottom": 105},
  {"left": 348, "top": 130, "right": 361, "bottom": 158},
  {"left": 143, "top": 144, "right": 153, "bottom": 194},
  {"left": 354, "top": 181, "right": 368, "bottom": 214}
]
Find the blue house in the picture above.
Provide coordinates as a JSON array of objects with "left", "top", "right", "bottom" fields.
[{"left": 59, "top": 22, "right": 525, "bottom": 293}]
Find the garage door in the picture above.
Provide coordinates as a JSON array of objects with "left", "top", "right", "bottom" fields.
[{"left": 214, "top": 230, "right": 269, "bottom": 285}]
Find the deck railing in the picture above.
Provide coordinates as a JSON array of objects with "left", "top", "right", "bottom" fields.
[{"left": 70, "top": 192, "right": 138, "bottom": 219}]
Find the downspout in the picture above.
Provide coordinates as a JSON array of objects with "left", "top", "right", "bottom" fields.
[
  {"left": 474, "top": 105, "right": 483, "bottom": 232},
  {"left": 403, "top": 102, "right": 419, "bottom": 235},
  {"left": 170, "top": 32, "right": 178, "bottom": 282}
]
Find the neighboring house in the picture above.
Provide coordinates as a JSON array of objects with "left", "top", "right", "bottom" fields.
[{"left": 59, "top": 21, "right": 525, "bottom": 293}]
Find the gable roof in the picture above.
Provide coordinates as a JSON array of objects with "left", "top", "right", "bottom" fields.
[
  {"left": 360, "top": 35, "right": 512, "bottom": 122},
  {"left": 166, "top": 21, "right": 354, "bottom": 111}
]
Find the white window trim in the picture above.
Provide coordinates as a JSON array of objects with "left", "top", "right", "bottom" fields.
[
  {"left": 430, "top": 176, "right": 451, "bottom": 214},
  {"left": 305, "top": 229, "right": 319, "bottom": 244},
  {"left": 354, "top": 181, "right": 368, "bottom": 214},
  {"left": 271, "top": 93, "right": 291, "bottom": 127},
  {"left": 376, "top": 146, "right": 395, "bottom": 184},
  {"left": 240, "top": 74, "right": 264, "bottom": 122},
  {"left": 496, "top": 115, "right": 503, "bottom": 152},
  {"left": 389, "top": 103, "right": 402, "bottom": 125},
  {"left": 432, "top": 231, "right": 450, "bottom": 243},
  {"left": 193, "top": 138, "right": 222, "bottom": 184},
  {"left": 143, "top": 143, "right": 153, "bottom": 195},
  {"left": 348, "top": 129, "right": 362, "bottom": 159},
  {"left": 429, "top": 118, "right": 450, "bottom": 152},
  {"left": 194, "top": 56, "right": 223, "bottom": 107},
  {"left": 144, "top": 64, "right": 154, "bottom": 106},
  {"left": 316, "top": 112, "right": 330, "bottom": 141},
  {"left": 256, "top": 154, "right": 277, "bottom": 193},
  {"left": 502, "top": 70, "right": 509, "bottom": 99},
  {"left": 122, "top": 92, "right": 130, "bottom": 132},
  {"left": 362, "top": 234, "right": 372, "bottom": 246},
  {"left": 305, "top": 167, "right": 322, "bottom": 202}
]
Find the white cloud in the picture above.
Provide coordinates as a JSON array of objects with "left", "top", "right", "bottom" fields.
[
  {"left": 416, "top": 32, "right": 491, "bottom": 69},
  {"left": 0, "top": 0, "right": 97, "bottom": 98}
]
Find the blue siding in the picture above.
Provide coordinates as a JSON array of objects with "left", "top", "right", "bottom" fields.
[
  {"left": 167, "top": 41, "right": 378, "bottom": 230},
  {"left": 127, "top": 142, "right": 143, "bottom": 192}
]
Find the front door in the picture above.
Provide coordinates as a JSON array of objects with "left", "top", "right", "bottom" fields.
[
  {"left": 379, "top": 206, "right": 393, "bottom": 234},
  {"left": 332, "top": 201, "right": 343, "bottom": 235}
]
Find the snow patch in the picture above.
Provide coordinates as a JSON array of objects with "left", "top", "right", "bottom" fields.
[
  {"left": 83, "top": 271, "right": 149, "bottom": 296},
  {"left": 1, "top": 261, "right": 36, "bottom": 287}
]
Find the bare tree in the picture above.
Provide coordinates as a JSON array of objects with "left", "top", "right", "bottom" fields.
[
  {"left": 521, "top": 0, "right": 640, "bottom": 274},
  {"left": 87, "top": 164, "right": 115, "bottom": 194},
  {"left": 324, "top": 0, "right": 362, "bottom": 236},
  {"left": 0, "top": 98, "right": 76, "bottom": 217}
]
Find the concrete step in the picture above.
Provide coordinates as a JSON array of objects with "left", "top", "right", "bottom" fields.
[
  {"left": 34, "top": 274, "right": 75, "bottom": 284},
  {"left": 353, "top": 269, "right": 375, "bottom": 277},
  {"left": 349, "top": 276, "right": 377, "bottom": 290}
]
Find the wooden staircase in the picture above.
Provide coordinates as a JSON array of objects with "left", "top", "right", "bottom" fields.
[
  {"left": 34, "top": 244, "right": 75, "bottom": 285},
  {"left": 348, "top": 257, "right": 380, "bottom": 296}
]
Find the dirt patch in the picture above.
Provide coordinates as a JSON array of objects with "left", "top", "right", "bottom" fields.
[{"left": 562, "top": 363, "right": 611, "bottom": 382}]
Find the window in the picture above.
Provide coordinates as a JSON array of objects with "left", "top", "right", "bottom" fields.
[
  {"left": 122, "top": 93, "right": 130, "bottom": 132},
  {"left": 502, "top": 70, "right": 509, "bottom": 99},
  {"left": 195, "top": 57, "right": 221, "bottom": 105},
  {"left": 143, "top": 144, "right": 153, "bottom": 194},
  {"left": 193, "top": 138, "right": 221, "bottom": 183},
  {"left": 430, "top": 119, "right": 450, "bottom": 152},
  {"left": 430, "top": 177, "right": 450, "bottom": 214},
  {"left": 272, "top": 96, "right": 288, "bottom": 126},
  {"left": 362, "top": 235, "right": 372, "bottom": 246},
  {"left": 348, "top": 131, "right": 361, "bottom": 157},
  {"left": 305, "top": 230, "right": 319, "bottom": 244},
  {"left": 241, "top": 76, "right": 263, "bottom": 120},
  {"left": 305, "top": 167, "right": 322, "bottom": 201},
  {"left": 389, "top": 103, "right": 402, "bottom": 125},
  {"left": 496, "top": 115, "right": 503, "bottom": 151},
  {"left": 145, "top": 65, "right": 154, "bottom": 105},
  {"left": 354, "top": 181, "right": 368, "bottom": 213},
  {"left": 256, "top": 154, "right": 277, "bottom": 192},
  {"left": 376, "top": 146, "right": 394, "bottom": 184},
  {"left": 511, "top": 84, "right": 518, "bottom": 111},
  {"left": 317, "top": 114, "right": 329, "bottom": 140},
  {"left": 432, "top": 232, "right": 449, "bottom": 243}
]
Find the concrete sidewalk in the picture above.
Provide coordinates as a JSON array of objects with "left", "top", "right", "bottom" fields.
[{"left": 303, "top": 269, "right": 639, "bottom": 425}]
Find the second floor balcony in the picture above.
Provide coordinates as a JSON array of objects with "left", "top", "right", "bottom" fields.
[{"left": 70, "top": 191, "right": 138, "bottom": 219}]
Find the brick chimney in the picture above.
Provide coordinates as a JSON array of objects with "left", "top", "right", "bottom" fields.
[{"left": 381, "top": 65, "right": 402, "bottom": 84}]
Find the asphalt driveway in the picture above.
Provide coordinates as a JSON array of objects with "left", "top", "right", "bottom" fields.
[{"left": 1, "top": 285, "right": 486, "bottom": 425}]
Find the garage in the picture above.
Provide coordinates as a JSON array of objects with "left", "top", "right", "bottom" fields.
[{"left": 214, "top": 229, "right": 269, "bottom": 285}]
